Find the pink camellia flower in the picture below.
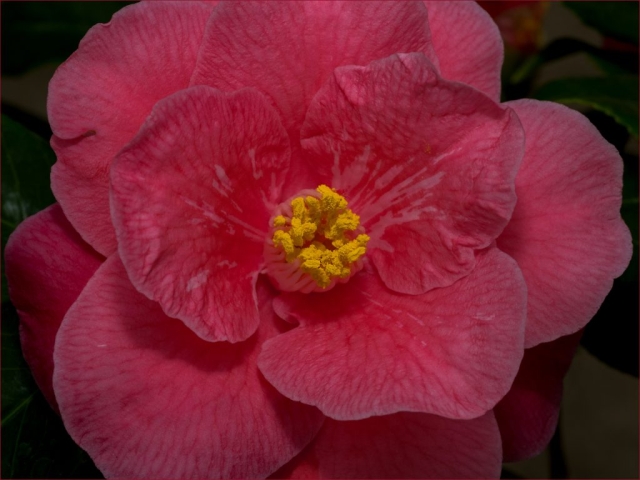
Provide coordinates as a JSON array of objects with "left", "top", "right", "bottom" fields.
[{"left": 5, "top": 2, "right": 631, "bottom": 478}]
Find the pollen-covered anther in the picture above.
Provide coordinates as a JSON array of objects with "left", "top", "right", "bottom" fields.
[{"left": 265, "top": 185, "right": 370, "bottom": 293}]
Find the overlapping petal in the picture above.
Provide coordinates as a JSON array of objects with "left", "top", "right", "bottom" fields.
[
  {"left": 273, "top": 412, "right": 502, "bottom": 479},
  {"left": 4, "top": 205, "right": 104, "bottom": 411},
  {"left": 258, "top": 248, "right": 526, "bottom": 421},
  {"left": 48, "top": 1, "right": 216, "bottom": 255},
  {"left": 191, "top": 1, "right": 439, "bottom": 197},
  {"left": 301, "top": 52, "right": 524, "bottom": 294},
  {"left": 497, "top": 100, "right": 632, "bottom": 347},
  {"left": 111, "top": 86, "right": 290, "bottom": 343},
  {"left": 495, "top": 331, "right": 582, "bottom": 462},
  {"left": 53, "top": 256, "right": 324, "bottom": 479},
  {"left": 424, "top": 1, "right": 503, "bottom": 101}
]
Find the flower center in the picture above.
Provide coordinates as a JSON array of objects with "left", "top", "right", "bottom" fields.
[{"left": 265, "top": 185, "right": 370, "bottom": 293}]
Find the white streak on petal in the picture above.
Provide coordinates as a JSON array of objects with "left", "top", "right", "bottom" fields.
[{"left": 186, "top": 270, "right": 209, "bottom": 292}]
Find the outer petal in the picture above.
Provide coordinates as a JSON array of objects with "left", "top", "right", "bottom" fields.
[
  {"left": 4, "top": 205, "right": 104, "bottom": 412},
  {"left": 272, "top": 412, "right": 502, "bottom": 479},
  {"left": 53, "top": 256, "right": 324, "bottom": 479},
  {"left": 495, "top": 331, "right": 582, "bottom": 462},
  {"left": 269, "top": 442, "right": 320, "bottom": 479},
  {"left": 48, "top": 1, "right": 216, "bottom": 255},
  {"left": 190, "top": 1, "right": 439, "bottom": 197},
  {"left": 424, "top": 1, "right": 503, "bottom": 101},
  {"left": 258, "top": 248, "right": 526, "bottom": 421},
  {"left": 111, "top": 86, "right": 290, "bottom": 343},
  {"left": 497, "top": 100, "right": 632, "bottom": 347},
  {"left": 301, "top": 53, "right": 524, "bottom": 295}
]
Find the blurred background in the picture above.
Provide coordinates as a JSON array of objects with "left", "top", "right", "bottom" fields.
[{"left": 1, "top": 2, "right": 638, "bottom": 478}]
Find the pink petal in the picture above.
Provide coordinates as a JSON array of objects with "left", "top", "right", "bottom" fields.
[
  {"left": 424, "top": 1, "right": 503, "bottom": 101},
  {"left": 272, "top": 412, "right": 502, "bottom": 479},
  {"left": 269, "top": 441, "right": 320, "bottom": 479},
  {"left": 111, "top": 86, "right": 290, "bottom": 343},
  {"left": 301, "top": 52, "right": 524, "bottom": 295},
  {"left": 48, "top": 1, "right": 216, "bottom": 255},
  {"left": 53, "top": 256, "right": 324, "bottom": 479},
  {"left": 190, "top": 1, "right": 439, "bottom": 198},
  {"left": 497, "top": 100, "right": 632, "bottom": 347},
  {"left": 4, "top": 205, "right": 104, "bottom": 411},
  {"left": 258, "top": 247, "right": 526, "bottom": 421},
  {"left": 495, "top": 331, "right": 582, "bottom": 462}
]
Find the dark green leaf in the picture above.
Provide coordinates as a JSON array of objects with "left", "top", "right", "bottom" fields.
[
  {"left": 1, "top": 2, "right": 133, "bottom": 75},
  {"left": 581, "top": 143, "right": 639, "bottom": 376},
  {"left": 509, "top": 38, "right": 638, "bottom": 85},
  {"left": 0, "top": 120, "right": 101, "bottom": 477},
  {"left": 501, "top": 468, "right": 524, "bottom": 479},
  {"left": 533, "top": 76, "right": 639, "bottom": 137},
  {"left": 589, "top": 53, "right": 637, "bottom": 76},
  {"left": 620, "top": 176, "right": 639, "bottom": 284},
  {"left": 1, "top": 303, "right": 102, "bottom": 478},
  {"left": 1, "top": 115, "right": 56, "bottom": 222},
  {"left": 564, "top": 1, "right": 639, "bottom": 44},
  {"left": 1, "top": 115, "right": 56, "bottom": 302},
  {"left": 585, "top": 111, "right": 639, "bottom": 283},
  {"left": 2, "top": 103, "right": 52, "bottom": 141},
  {"left": 585, "top": 110, "right": 632, "bottom": 153},
  {"left": 581, "top": 279, "right": 639, "bottom": 377},
  {"left": 1, "top": 304, "right": 37, "bottom": 423},
  {"left": 549, "top": 421, "right": 568, "bottom": 479}
]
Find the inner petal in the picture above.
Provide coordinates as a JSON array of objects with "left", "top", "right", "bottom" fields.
[
  {"left": 265, "top": 185, "right": 369, "bottom": 293},
  {"left": 110, "top": 85, "right": 291, "bottom": 343},
  {"left": 300, "top": 52, "right": 524, "bottom": 295}
]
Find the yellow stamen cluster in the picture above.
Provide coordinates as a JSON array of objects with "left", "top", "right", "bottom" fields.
[{"left": 272, "top": 185, "right": 370, "bottom": 288}]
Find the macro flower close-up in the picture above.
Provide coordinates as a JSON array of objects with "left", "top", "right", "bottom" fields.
[{"left": 2, "top": 1, "right": 636, "bottom": 479}]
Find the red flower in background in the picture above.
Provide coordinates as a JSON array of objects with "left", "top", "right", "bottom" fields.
[
  {"left": 5, "top": 2, "right": 630, "bottom": 478},
  {"left": 479, "top": 1, "right": 549, "bottom": 54}
]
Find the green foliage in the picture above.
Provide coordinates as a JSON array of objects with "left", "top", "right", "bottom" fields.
[
  {"left": 621, "top": 160, "right": 639, "bottom": 285},
  {"left": 582, "top": 277, "right": 639, "bottom": 377},
  {"left": 0, "top": 116, "right": 101, "bottom": 477},
  {"left": 576, "top": 109, "right": 639, "bottom": 378},
  {"left": 564, "top": 1, "right": 639, "bottom": 44},
  {"left": 1, "top": 3, "right": 130, "bottom": 476},
  {"left": 509, "top": 38, "right": 638, "bottom": 85},
  {"left": 533, "top": 76, "right": 639, "bottom": 138},
  {"left": 1, "top": 304, "right": 102, "bottom": 478},
  {"left": 1, "top": 115, "right": 56, "bottom": 302},
  {"left": 1, "top": 2, "right": 133, "bottom": 75},
  {"left": 2, "top": 115, "right": 100, "bottom": 478}
]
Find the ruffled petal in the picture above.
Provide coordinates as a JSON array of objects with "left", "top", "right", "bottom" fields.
[
  {"left": 272, "top": 412, "right": 501, "bottom": 479},
  {"left": 190, "top": 1, "right": 439, "bottom": 197},
  {"left": 424, "top": 1, "right": 503, "bottom": 101},
  {"left": 495, "top": 331, "right": 582, "bottom": 462},
  {"left": 53, "top": 256, "right": 324, "bottom": 479},
  {"left": 301, "top": 52, "right": 524, "bottom": 294},
  {"left": 258, "top": 247, "right": 526, "bottom": 421},
  {"left": 4, "top": 205, "right": 104, "bottom": 411},
  {"left": 497, "top": 100, "right": 632, "bottom": 347},
  {"left": 48, "top": 1, "right": 216, "bottom": 255},
  {"left": 111, "top": 86, "right": 290, "bottom": 343}
]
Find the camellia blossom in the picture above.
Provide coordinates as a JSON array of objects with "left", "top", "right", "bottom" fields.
[{"left": 5, "top": 2, "right": 631, "bottom": 479}]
